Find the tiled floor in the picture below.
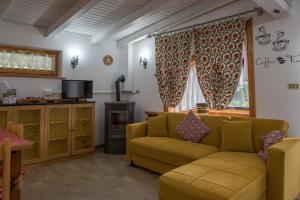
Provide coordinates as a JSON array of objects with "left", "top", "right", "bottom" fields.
[{"left": 22, "top": 151, "right": 159, "bottom": 200}]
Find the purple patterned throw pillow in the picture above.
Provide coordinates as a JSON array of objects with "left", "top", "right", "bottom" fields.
[
  {"left": 257, "top": 130, "right": 285, "bottom": 161},
  {"left": 176, "top": 110, "right": 210, "bottom": 143}
]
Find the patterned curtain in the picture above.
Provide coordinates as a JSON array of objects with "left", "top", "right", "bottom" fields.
[
  {"left": 155, "top": 31, "right": 192, "bottom": 107},
  {"left": 194, "top": 18, "right": 245, "bottom": 110}
]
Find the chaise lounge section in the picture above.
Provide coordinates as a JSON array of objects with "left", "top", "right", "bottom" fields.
[{"left": 126, "top": 112, "right": 300, "bottom": 200}]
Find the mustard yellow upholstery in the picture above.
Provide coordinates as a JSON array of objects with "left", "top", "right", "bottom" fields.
[
  {"left": 130, "top": 137, "right": 218, "bottom": 167},
  {"left": 132, "top": 154, "right": 176, "bottom": 174},
  {"left": 126, "top": 122, "right": 147, "bottom": 161},
  {"left": 167, "top": 112, "right": 229, "bottom": 147},
  {"left": 221, "top": 120, "right": 254, "bottom": 152},
  {"left": 200, "top": 115, "right": 230, "bottom": 148},
  {"left": 231, "top": 117, "right": 288, "bottom": 152},
  {"left": 126, "top": 113, "right": 299, "bottom": 200},
  {"left": 147, "top": 115, "right": 168, "bottom": 137},
  {"left": 160, "top": 193, "right": 266, "bottom": 200},
  {"left": 159, "top": 152, "right": 266, "bottom": 200},
  {"left": 166, "top": 112, "right": 186, "bottom": 139},
  {"left": 267, "top": 138, "right": 300, "bottom": 200}
]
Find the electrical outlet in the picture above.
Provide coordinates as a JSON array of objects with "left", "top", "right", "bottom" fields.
[{"left": 288, "top": 83, "right": 299, "bottom": 89}]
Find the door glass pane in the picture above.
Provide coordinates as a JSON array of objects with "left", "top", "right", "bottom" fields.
[
  {"left": 75, "top": 107, "right": 92, "bottom": 151},
  {"left": 18, "top": 109, "right": 40, "bottom": 161},
  {"left": 0, "top": 111, "right": 8, "bottom": 128},
  {"left": 48, "top": 108, "right": 69, "bottom": 156}
]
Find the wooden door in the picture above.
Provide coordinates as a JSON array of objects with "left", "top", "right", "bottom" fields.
[
  {"left": 14, "top": 105, "right": 45, "bottom": 165},
  {"left": 71, "top": 103, "right": 95, "bottom": 155},
  {"left": 0, "top": 107, "right": 13, "bottom": 129},
  {"left": 44, "top": 104, "right": 72, "bottom": 160}
]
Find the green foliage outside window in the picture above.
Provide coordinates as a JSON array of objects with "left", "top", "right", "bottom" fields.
[{"left": 228, "top": 82, "right": 249, "bottom": 108}]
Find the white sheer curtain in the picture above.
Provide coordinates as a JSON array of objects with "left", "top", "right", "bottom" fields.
[
  {"left": 175, "top": 42, "right": 248, "bottom": 112},
  {"left": 175, "top": 65, "right": 206, "bottom": 112}
]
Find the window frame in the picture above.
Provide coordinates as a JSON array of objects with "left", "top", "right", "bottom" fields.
[
  {"left": 245, "top": 18, "right": 256, "bottom": 117},
  {"left": 0, "top": 44, "right": 62, "bottom": 78}
]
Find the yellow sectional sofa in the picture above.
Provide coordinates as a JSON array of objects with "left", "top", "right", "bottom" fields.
[{"left": 126, "top": 112, "right": 300, "bottom": 200}]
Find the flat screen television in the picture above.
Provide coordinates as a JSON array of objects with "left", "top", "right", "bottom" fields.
[{"left": 62, "top": 80, "right": 93, "bottom": 99}]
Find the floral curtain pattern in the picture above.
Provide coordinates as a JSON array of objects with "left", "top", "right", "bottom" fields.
[
  {"left": 194, "top": 18, "right": 245, "bottom": 110},
  {"left": 155, "top": 31, "right": 192, "bottom": 107}
]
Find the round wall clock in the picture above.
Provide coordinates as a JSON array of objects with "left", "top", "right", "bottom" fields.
[{"left": 103, "top": 55, "right": 113, "bottom": 66}]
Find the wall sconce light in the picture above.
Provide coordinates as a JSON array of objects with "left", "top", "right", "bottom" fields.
[
  {"left": 139, "top": 57, "right": 147, "bottom": 68},
  {"left": 71, "top": 55, "right": 79, "bottom": 70}
]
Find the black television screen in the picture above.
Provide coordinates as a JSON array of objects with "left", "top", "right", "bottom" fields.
[{"left": 62, "top": 80, "right": 93, "bottom": 99}]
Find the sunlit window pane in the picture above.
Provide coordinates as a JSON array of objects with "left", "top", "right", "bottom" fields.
[{"left": 0, "top": 51, "right": 55, "bottom": 71}]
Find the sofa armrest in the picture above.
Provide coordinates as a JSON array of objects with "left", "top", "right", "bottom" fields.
[
  {"left": 126, "top": 122, "right": 147, "bottom": 161},
  {"left": 267, "top": 138, "right": 300, "bottom": 200}
]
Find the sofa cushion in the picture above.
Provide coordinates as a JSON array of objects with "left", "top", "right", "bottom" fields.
[
  {"left": 221, "top": 120, "right": 254, "bottom": 153},
  {"left": 129, "top": 137, "right": 218, "bottom": 166},
  {"left": 257, "top": 130, "right": 285, "bottom": 161},
  {"left": 159, "top": 152, "right": 266, "bottom": 200},
  {"left": 167, "top": 112, "right": 229, "bottom": 148},
  {"left": 231, "top": 117, "right": 288, "bottom": 152},
  {"left": 147, "top": 115, "right": 168, "bottom": 137},
  {"left": 176, "top": 110, "right": 210, "bottom": 143}
]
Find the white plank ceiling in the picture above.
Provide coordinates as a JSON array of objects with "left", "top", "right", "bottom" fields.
[
  {"left": 0, "top": 0, "right": 228, "bottom": 42},
  {"left": 3, "top": 0, "right": 80, "bottom": 28},
  {"left": 111, "top": 0, "right": 204, "bottom": 40},
  {"left": 65, "top": 0, "right": 152, "bottom": 36}
]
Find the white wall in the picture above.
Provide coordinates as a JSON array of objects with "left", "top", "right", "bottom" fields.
[
  {"left": 127, "top": 0, "right": 300, "bottom": 136},
  {"left": 128, "top": 38, "right": 163, "bottom": 121},
  {"left": 254, "top": 12, "right": 300, "bottom": 137},
  {"left": 0, "top": 20, "right": 122, "bottom": 145}
]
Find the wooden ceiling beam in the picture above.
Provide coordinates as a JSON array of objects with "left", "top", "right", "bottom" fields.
[
  {"left": 91, "top": 0, "right": 178, "bottom": 44},
  {"left": 46, "top": 0, "right": 103, "bottom": 38},
  {"left": 0, "top": 0, "right": 12, "bottom": 18}
]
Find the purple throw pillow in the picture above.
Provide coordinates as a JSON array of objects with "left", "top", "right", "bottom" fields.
[
  {"left": 176, "top": 110, "right": 210, "bottom": 143},
  {"left": 257, "top": 130, "right": 285, "bottom": 161}
]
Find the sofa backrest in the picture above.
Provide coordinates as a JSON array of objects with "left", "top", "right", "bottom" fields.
[
  {"left": 166, "top": 112, "right": 229, "bottom": 148},
  {"left": 231, "top": 116, "right": 289, "bottom": 152},
  {"left": 161, "top": 112, "right": 289, "bottom": 152}
]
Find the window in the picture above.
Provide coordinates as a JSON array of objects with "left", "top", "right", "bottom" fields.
[
  {"left": 227, "top": 42, "right": 249, "bottom": 109},
  {"left": 0, "top": 45, "right": 60, "bottom": 78},
  {"left": 175, "top": 65, "right": 205, "bottom": 112},
  {"left": 176, "top": 43, "right": 249, "bottom": 112},
  {"left": 175, "top": 18, "right": 255, "bottom": 117}
]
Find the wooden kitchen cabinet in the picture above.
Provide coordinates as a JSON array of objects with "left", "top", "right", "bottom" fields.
[
  {"left": 0, "top": 107, "right": 13, "bottom": 129},
  {"left": 14, "top": 105, "right": 45, "bottom": 165},
  {"left": 44, "top": 104, "right": 73, "bottom": 160},
  {"left": 0, "top": 102, "right": 95, "bottom": 166},
  {"left": 72, "top": 103, "right": 95, "bottom": 155}
]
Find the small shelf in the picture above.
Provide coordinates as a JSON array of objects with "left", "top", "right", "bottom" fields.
[
  {"left": 49, "top": 121, "right": 67, "bottom": 124},
  {"left": 49, "top": 137, "right": 67, "bottom": 142},
  {"left": 23, "top": 123, "right": 39, "bottom": 126},
  {"left": 76, "top": 119, "right": 90, "bottom": 121},
  {"left": 26, "top": 141, "right": 39, "bottom": 145}
]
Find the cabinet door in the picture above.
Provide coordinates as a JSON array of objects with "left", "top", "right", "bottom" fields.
[
  {"left": 0, "top": 107, "right": 13, "bottom": 129},
  {"left": 72, "top": 104, "right": 95, "bottom": 155},
  {"left": 44, "top": 105, "right": 72, "bottom": 160},
  {"left": 14, "top": 106, "right": 45, "bottom": 164}
]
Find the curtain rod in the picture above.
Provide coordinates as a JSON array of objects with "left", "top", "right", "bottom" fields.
[{"left": 148, "top": 7, "right": 263, "bottom": 38}]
